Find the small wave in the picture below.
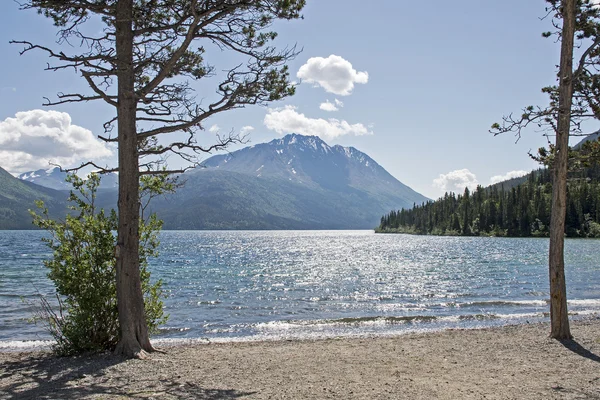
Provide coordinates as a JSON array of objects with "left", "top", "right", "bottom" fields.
[
  {"left": 524, "top": 291, "right": 546, "bottom": 297},
  {"left": 331, "top": 315, "right": 439, "bottom": 325},
  {"left": 196, "top": 300, "right": 221, "bottom": 305},
  {"left": 254, "top": 314, "right": 481, "bottom": 331},
  {"left": 253, "top": 310, "right": 559, "bottom": 332},
  {"left": 157, "top": 326, "right": 191, "bottom": 334},
  {"left": 435, "top": 312, "right": 544, "bottom": 322},
  {"left": 0, "top": 340, "right": 53, "bottom": 352},
  {"left": 374, "top": 303, "right": 429, "bottom": 312},
  {"left": 457, "top": 314, "right": 500, "bottom": 321},
  {"left": 493, "top": 312, "right": 544, "bottom": 320},
  {"left": 255, "top": 315, "right": 440, "bottom": 331},
  {"left": 462, "top": 298, "right": 600, "bottom": 309},
  {"left": 463, "top": 300, "right": 547, "bottom": 308},
  {"left": 570, "top": 310, "right": 600, "bottom": 316},
  {"left": 569, "top": 299, "right": 600, "bottom": 306}
]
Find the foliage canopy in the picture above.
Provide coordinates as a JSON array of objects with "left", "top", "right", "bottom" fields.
[{"left": 31, "top": 174, "right": 167, "bottom": 355}]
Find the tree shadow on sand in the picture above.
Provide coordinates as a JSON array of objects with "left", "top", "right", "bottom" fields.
[
  {"left": 559, "top": 339, "right": 600, "bottom": 363},
  {"left": 0, "top": 353, "right": 255, "bottom": 399}
]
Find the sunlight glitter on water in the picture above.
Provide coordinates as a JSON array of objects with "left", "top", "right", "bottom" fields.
[{"left": 1, "top": 230, "right": 599, "bottom": 349}]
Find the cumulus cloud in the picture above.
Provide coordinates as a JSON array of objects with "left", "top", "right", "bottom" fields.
[
  {"left": 208, "top": 124, "right": 220, "bottom": 133},
  {"left": 319, "top": 100, "right": 338, "bottom": 112},
  {"left": 489, "top": 170, "right": 529, "bottom": 185},
  {"left": 0, "top": 109, "right": 112, "bottom": 174},
  {"left": 433, "top": 169, "right": 479, "bottom": 193},
  {"left": 319, "top": 99, "right": 344, "bottom": 112},
  {"left": 264, "top": 105, "right": 373, "bottom": 140},
  {"left": 240, "top": 125, "right": 254, "bottom": 135},
  {"left": 297, "top": 55, "right": 368, "bottom": 96}
]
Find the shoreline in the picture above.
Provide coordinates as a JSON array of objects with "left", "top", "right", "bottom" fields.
[
  {"left": 1, "top": 312, "right": 598, "bottom": 353},
  {"left": 1, "top": 320, "right": 599, "bottom": 399},
  {"left": 2, "top": 311, "right": 598, "bottom": 352}
]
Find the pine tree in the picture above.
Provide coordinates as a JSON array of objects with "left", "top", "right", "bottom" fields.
[{"left": 16, "top": 0, "right": 305, "bottom": 357}]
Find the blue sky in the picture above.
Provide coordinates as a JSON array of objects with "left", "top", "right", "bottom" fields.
[{"left": 0, "top": 0, "right": 578, "bottom": 199}]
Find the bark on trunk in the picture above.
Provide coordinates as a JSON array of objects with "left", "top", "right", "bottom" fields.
[
  {"left": 549, "top": 0, "right": 575, "bottom": 340},
  {"left": 113, "top": 0, "right": 155, "bottom": 358}
]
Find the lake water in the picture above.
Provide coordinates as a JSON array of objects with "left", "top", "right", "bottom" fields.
[{"left": 1, "top": 230, "right": 599, "bottom": 350}]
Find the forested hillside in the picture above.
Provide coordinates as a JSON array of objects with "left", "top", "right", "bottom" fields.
[
  {"left": 0, "top": 166, "right": 66, "bottom": 229},
  {"left": 377, "top": 167, "right": 600, "bottom": 237}
]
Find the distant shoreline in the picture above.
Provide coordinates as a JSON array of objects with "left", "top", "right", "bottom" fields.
[
  {"left": 375, "top": 228, "right": 600, "bottom": 239},
  {"left": 1, "top": 320, "right": 599, "bottom": 399},
  {"left": 0, "top": 228, "right": 377, "bottom": 231}
]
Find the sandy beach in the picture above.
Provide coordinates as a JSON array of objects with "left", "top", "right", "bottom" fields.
[{"left": 1, "top": 319, "right": 599, "bottom": 399}]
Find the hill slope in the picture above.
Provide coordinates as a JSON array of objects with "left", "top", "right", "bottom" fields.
[
  {"left": 147, "top": 170, "right": 390, "bottom": 229},
  {"left": 377, "top": 166, "right": 600, "bottom": 237},
  {"left": 18, "top": 167, "right": 118, "bottom": 191},
  {"left": 203, "top": 133, "right": 427, "bottom": 208},
  {"left": 144, "top": 134, "right": 428, "bottom": 229},
  {"left": 0, "top": 167, "right": 67, "bottom": 229}
]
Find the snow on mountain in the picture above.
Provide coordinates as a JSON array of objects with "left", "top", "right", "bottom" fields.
[
  {"left": 18, "top": 167, "right": 118, "bottom": 191},
  {"left": 17, "top": 167, "right": 71, "bottom": 191},
  {"left": 198, "top": 133, "right": 429, "bottom": 215},
  {"left": 0, "top": 166, "right": 67, "bottom": 229},
  {"left": 4, "top": 134, "right": 429, "bottom": 229}
]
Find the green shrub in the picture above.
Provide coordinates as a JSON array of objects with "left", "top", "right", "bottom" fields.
[
  {"left": 31, "top": 173, "right": 167, "bottom": 355},
  {"left": 584, "top": 218, "right": 600, "bottom": 238}
]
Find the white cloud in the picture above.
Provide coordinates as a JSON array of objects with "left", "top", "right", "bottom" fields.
[
  {"left": 433, "top": 169, "right": 479, "bottom": 193},
  {"left": 319, "top": 100, "right": 338, "bottom": 112},
  {"left": 208, "top": 124, "right": 220, "bottom": 133},
  {"left": 297, "top": 55, "right": 368, "bottom": 96},
  {"left": 319, "top": 99, "right": 344, "bottom": 112},
  {"left": 240, "top": 125, "right": 254, "bottom": 135},
  {"left": 0, "top": 109, "right": 112, "bottom": 174},
  {"left": 264, "top": 105, "right": 373, "bottom": 141},
  {"left": 489, "top": 170, "right": 529, "bottom": 185}
]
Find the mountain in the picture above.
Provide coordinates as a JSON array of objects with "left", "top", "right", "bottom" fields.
[
  {"left": 2, "top": 134, "right": 428, "bottom": 230},
  {"left": 146, "top": 134, "right": 429, "bottom": 229},
  {"left": 202, "top": 133, "right": 427, "bottom": 207},
  {"left": 18, "top": 167, "right": 118, "bottom": 191},
  {"left": 97, "top": 172, "right": 119, "bottom": 189},
  {"left": 574, "top": 130, "right": 600, "bottom": 149},
  {"left": 488, "top": 133, "right": 600, "bottom": 192},
  {"left": 17, "top": 167, "right": 71, "bottom": 191},
  {"left": 0, "top": 166, "right": 67, "bottom": 229}
]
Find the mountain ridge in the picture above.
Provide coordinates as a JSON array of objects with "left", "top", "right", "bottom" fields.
[
  {"left": 18, "top": 167, "right": 118, "bottom": 191},
  {"left": 200, "top": 133, "right": 427, "bottom": 208},
  {"left": 0, "top": 166, "right": 67, "bottom": 229},
  {"left": 143, "top": 133, "right": 428, "bottom": 229},
  {"left": 2, "top": 134, "right": 429, "bottom": 229}
]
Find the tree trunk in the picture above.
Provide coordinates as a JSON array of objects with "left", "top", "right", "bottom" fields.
[
  {"left": 114, "top": 0, "right": 155, "bottom": 358},
  {"left": 549, "top": 0, "right": 575, "bottom": 340}
]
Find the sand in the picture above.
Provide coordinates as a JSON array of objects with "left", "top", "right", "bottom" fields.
[{"left": 1, "top": 320, "right": 599, "bottom": 399}]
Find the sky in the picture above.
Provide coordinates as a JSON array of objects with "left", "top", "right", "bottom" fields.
[{"left": 0, "top": 1, "right": 588, "bottom": 199}]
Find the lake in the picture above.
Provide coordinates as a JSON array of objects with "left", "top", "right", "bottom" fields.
[{"left": 1, "top": 230, "right": 599, "bottom": 350}]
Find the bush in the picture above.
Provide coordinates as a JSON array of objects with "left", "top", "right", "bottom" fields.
[
  {"left": 31, "top": 173, "right": 166, "bottom": 355},
  {"left": 584, "top": 218, "right": 600, "bottom": 238}
]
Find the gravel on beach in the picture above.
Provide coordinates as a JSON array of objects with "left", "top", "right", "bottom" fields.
[{"left": 1, "top": 320, "right": 599, "bottom": 399}]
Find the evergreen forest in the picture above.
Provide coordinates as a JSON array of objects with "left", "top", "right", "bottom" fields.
[{"left": 377, "top": 166, "right": 600, "bottom": 238}]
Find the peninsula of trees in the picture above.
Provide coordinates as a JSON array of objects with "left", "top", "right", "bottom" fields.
[{"left": 377, "top": 166, "right": 600, "bottom": 238}]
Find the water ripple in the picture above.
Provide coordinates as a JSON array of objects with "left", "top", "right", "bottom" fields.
[{"left": 1, "top": 230, "right": 599, "bottom": 347}]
